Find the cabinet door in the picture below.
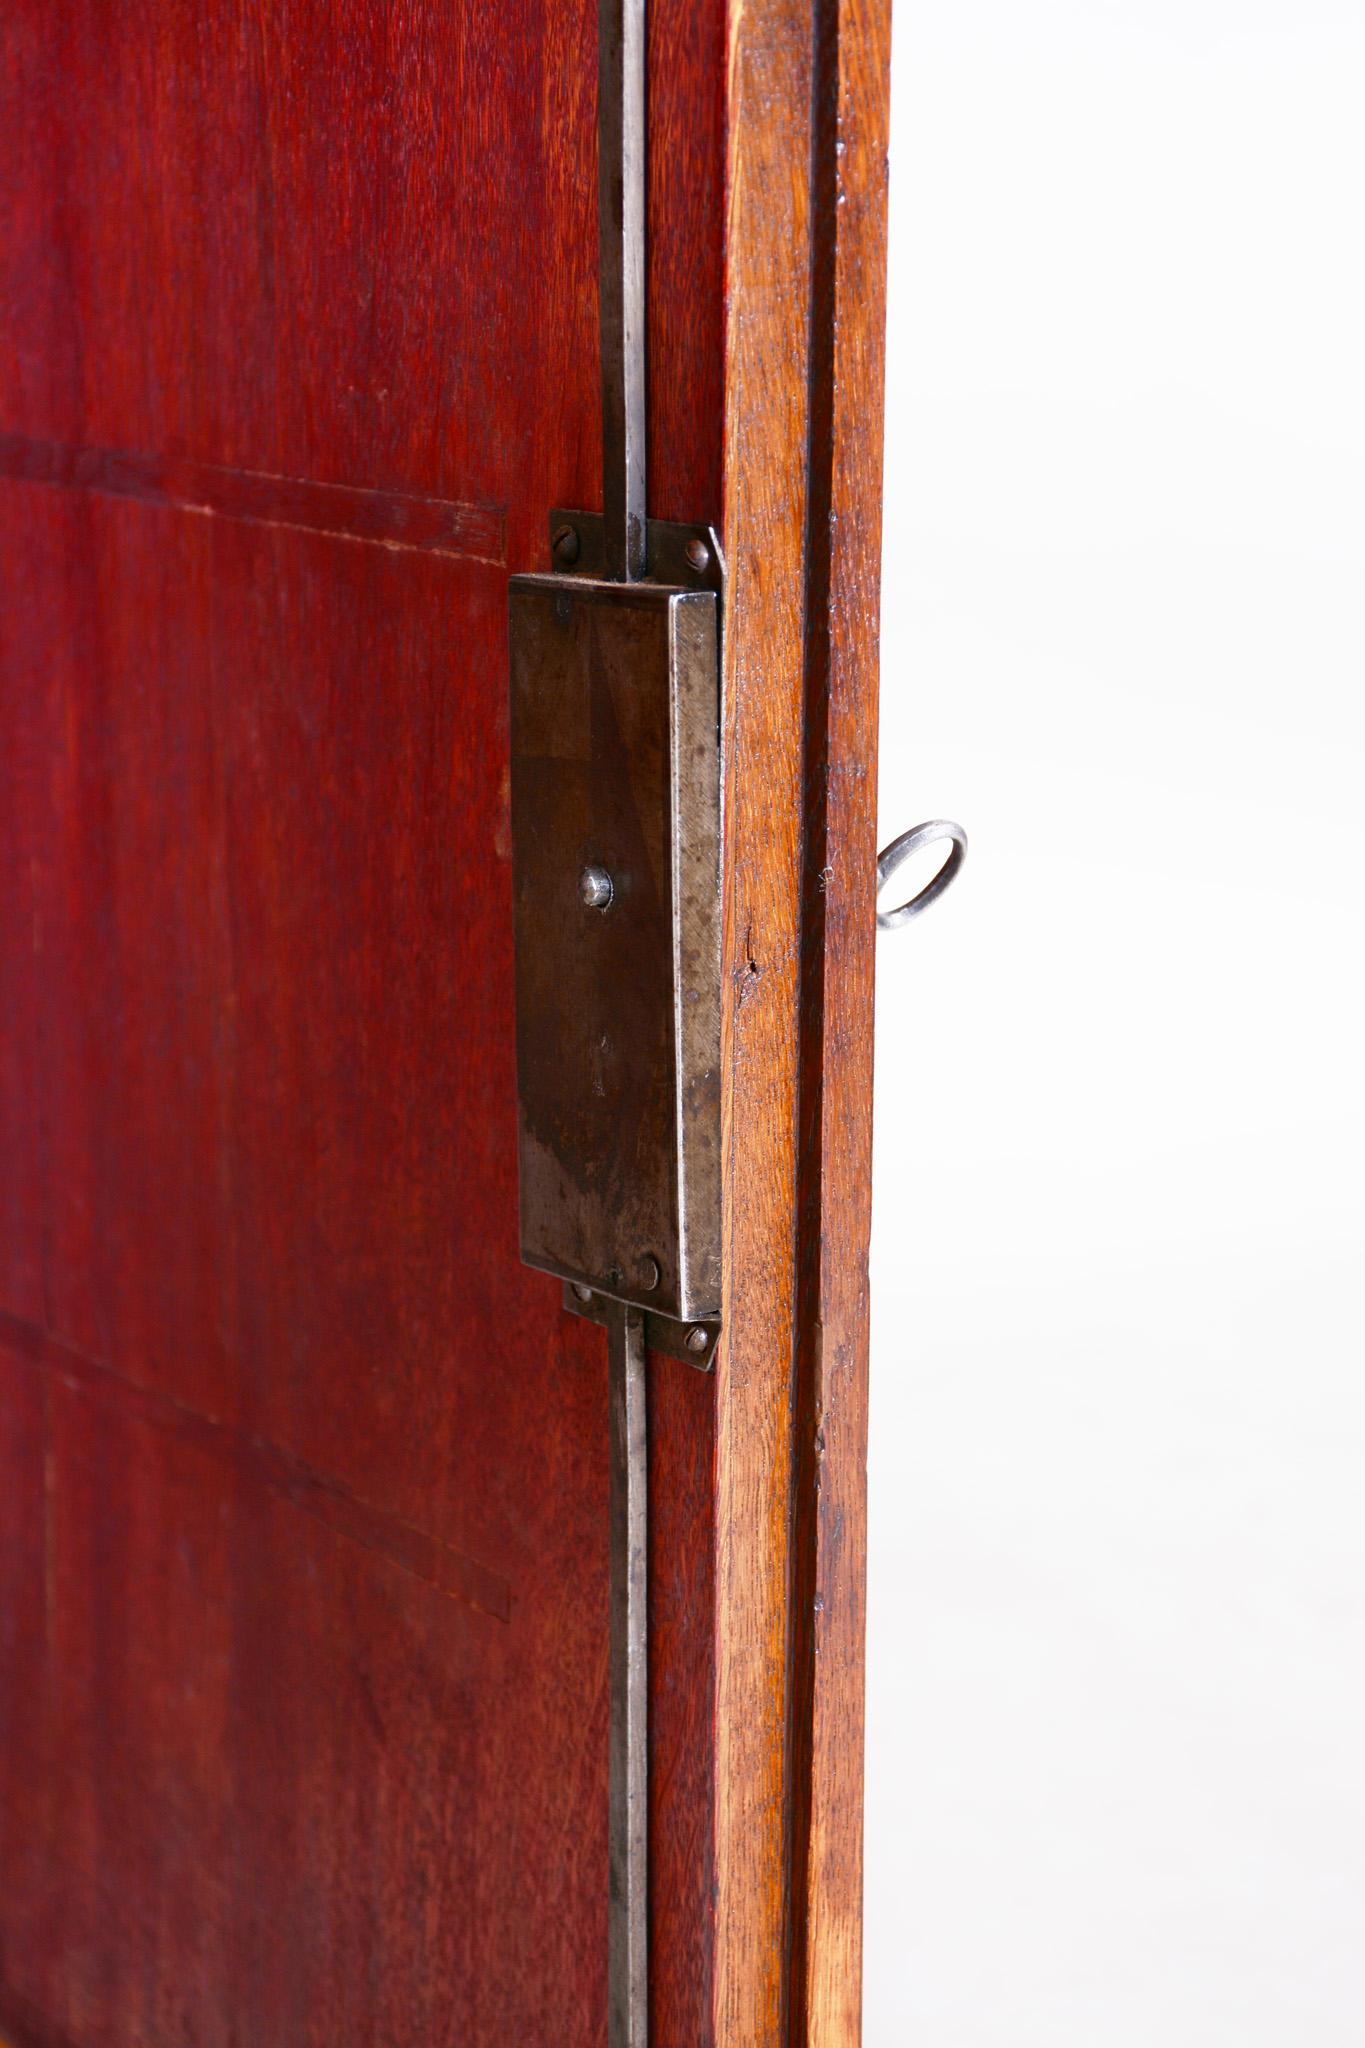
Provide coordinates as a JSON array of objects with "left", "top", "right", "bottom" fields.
[{"left": 0, "top": 2, "right": 887, "bottom": 2042}]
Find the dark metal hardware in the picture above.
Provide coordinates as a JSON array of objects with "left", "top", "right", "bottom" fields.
[
  {"left": 563, "top": 1282, "right": 721, "bottom": 1371},
  {"left": 876, "top": 819, "right": 968, "bottom": 929},
  {"left": 546, "top": 509, "right": 725, "bottom": 597},
  {"left": 607, "top": 1300, "right": 649, "bottom": 2047},
  {"left": 552, "top": 521, "right": 583, "bottom": 567},
  {"left": 579, "top": 864, "right": 615, "bottom": 911},
  {"left": 508, "top": 571, "right": 722, "bottom": 1325}
]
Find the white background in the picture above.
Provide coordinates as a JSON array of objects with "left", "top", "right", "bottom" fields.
[{"left": 866, "top": 1, "right": 1365, "bottom": 2040}]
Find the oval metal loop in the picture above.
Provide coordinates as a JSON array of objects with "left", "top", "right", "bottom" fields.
[{"left": 876, "top": 819, "right": 968, "bottom": 930}]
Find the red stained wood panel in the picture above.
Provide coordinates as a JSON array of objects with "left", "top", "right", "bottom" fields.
[
  {"left": 0, "top": 602, "right": 45, "bottom": 1330},
  {"left": 0, "top": 446, "right": 627, "bottom": 2048},
  {"left": 0, "top": 0, "right": 721, "bottom": 538},
  {"left": 0, "top": 1337, "right": 561, "bottom": 2045},
  {"left": 0, "top": 0, "right": 725, "bottom": 2041}
]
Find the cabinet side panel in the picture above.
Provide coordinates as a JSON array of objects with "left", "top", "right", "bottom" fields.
[
  {"left": 717, "top": 0, "right": 890, "bottom": 2039},
  {"left": 790, "top": 0, "right": 891, "bottom": 2037}
]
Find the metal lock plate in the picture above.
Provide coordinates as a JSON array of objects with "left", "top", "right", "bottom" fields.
[{"left": 509, "top": 527, "right": 722, "bottom": 1323}]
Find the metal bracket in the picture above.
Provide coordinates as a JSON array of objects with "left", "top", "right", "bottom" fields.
[
  {"left": 562, "top": 1281, "right": 720, "bottom": 1371},
  {"left": 547, "top": 510, "right": 725, "bottom": 598},
  {"left": 508, "top": 515, "right": 725, "bottom": 1327}
]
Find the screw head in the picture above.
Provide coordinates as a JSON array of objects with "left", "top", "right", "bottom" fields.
[
  {"left": 686, "top": 1325, "right": 710, "bottom": 1354},
  {"left": 579, "top": 864, "right": 613, "bottom": 911},
  {"left": 552, "top": 523, "right": 581, "bottom": 565},
  {"left": 635, "top": 1254, "right": 661, "bottom": 1295},
  {"left": 684, "top": 537, "right": 710, "bottom": 574}
]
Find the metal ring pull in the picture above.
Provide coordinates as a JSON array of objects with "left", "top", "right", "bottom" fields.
[{"left": 876, "top": 819, "right": 968, "bottom": 930}]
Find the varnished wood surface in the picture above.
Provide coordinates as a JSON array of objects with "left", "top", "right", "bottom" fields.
[
  {"left": 0, "top": 3, "right": 723, "bottom": 2043},
  {"left": 715, "top": 0, "right": 817, "bottom": 2035},
  {"left": 0, "top": 0, "right": 887, "bottom": 2039},
  {"left": 790, "top": 0, "right": 890, "bottom": 2036},
  {"left": 715, "top": 0, "right": 888, "bottom": 2040}
]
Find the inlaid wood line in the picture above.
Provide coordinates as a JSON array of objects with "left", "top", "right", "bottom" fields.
[
  {"left": 0, "top": 431, "right": 507, "bottom": 565},
  {"left": 0, "top": 1310, "right": 512, "bottom": 1622}
]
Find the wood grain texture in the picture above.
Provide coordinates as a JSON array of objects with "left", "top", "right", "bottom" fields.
[
  {"left": 715, "top": 0, "right": 888, "bottom": 2040},
  {"left": 0, "top": 459, "right": 616, "bottom": 2048},
  {"left": 0, "top": 0, "right": 888, "bottom": 2037},
  {"left": 714, "top": 0, "right": 816, "bottom": 2032},
  {"left": 0, "top": 2, "right": 725, "bottom": 2042},
  {"left": 789, "top": 0, "right": 891, "bottom": 2038}
]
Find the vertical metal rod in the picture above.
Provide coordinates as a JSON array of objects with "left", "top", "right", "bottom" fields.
[
  {"left": 599, "top": 0, "right": 649, "bottom": 2025},
  {"left": 608, "top": 1302, "right": 649, "bottom": 2047},
  {"left": 597, "top": 0, "right": 647, "bottom": 580}
]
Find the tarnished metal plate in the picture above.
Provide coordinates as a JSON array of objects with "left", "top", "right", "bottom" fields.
[
  {"left": 547, "top": 509, "right": 725, "bottom": 596},
  {"left": 509, "top": 572, "right": 721, "bottom": 1322},
  {"left": 561, "top": 1282, "right": 720, "bottom": 1371}
]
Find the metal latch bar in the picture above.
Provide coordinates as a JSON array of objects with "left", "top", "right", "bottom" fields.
[
  {"left": 608, "top": 1302, "right": 649, "bottom": 2047},
  {"left": 510, "top": 0, "right": 722, "bottom": 2026}
]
